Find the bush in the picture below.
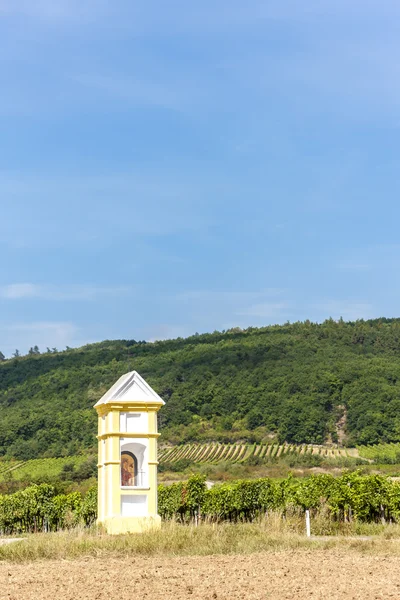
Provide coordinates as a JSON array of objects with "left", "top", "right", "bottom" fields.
[
  {"left": 283, "top": 453, "right": 323, "bottom": 468},
  {"left": 158, "top": 458, "right": 192, "bottom": 473},
  {"left": 245, "top": 455, "right": 264, "bottom": 466}
]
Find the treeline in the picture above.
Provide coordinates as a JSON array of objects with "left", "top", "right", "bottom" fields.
[
  {"left": 2, "top": 318, "right": 400, "bottom": 459},
  {"left": 0, "top": 346, "right": 74, "bottom": 360}
]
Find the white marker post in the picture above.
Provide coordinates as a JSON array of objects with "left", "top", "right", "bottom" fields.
[{"left": 305, "top": 510, "right": 311, "bottom": 538}]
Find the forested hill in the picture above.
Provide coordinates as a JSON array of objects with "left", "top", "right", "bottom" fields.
[{"left": 1, "top": 318, "right": 400, "bottom": 460}]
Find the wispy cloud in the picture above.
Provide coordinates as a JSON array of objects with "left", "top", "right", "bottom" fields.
[
  {"left": 0, "top": 170, "right": 216, "bottom": 249},
  {"left": 335, "top": 244, "right": 400, "bottom": 273},
  {"left": 64, "top": 1, "right": 400, "bottom": 38},
  {"left": 0, "top": 0, "right": 108, "bottom": 21},
  {"left": 1, "top": 283, "right": 38, "bottom": 299},
  {"left": 175, "top": 289, "right": 376, "bottom": 330},
  {"left": 72, "top": 74, "right": 190, "bottom": 112},
  {"left": 336, "top": 260, "right": 371, "bottom": 272},
  {"left": 0, "top": 321, "right": 87, "bottom": 356},
  {"left": 177, "top": 289, "right": 285, "bottom": 303},
  {"left": 237, "top": 302, "right": 289, "bottom": 319},
  {"left": 146, "top": 324, "right": 192, "bottom": 342},
  {"left": 313, "top": 301, "right": 374, "bottom": 322},
  {"left": 0, "top": 283, "right": 130, "bottom": 301},
  {"left": 174, "top": 288, "right": 290, "bottom": 330}
]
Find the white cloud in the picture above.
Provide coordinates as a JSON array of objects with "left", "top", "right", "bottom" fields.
[
  {"left": 177, "top": 289, "right": 284, "bottom": 302},
  {"left": 146, "top": 324, "right": 192, "bottom": 342},
  {"left": 0, "top": 170, "right": 215, "bottom": 249},
  {"left": 336, "top": 260, "right": 371, "bottom": 272},
  {"left": 0, "top": 0, "right": 108, "bottom": 21},
  {"left": 335, "top": 244, "right": 400, "bottom": 273},
  {"left": 0, "top": 321, "right": 87, "bottom": 356},
  {"left": 175, "top": 289, "right": 375, "bottom": 329},
  {"left": 0, "top": 283, "right": 131, "bottom": 301},
  {"left": 1, "top": 283, "right": 38, "bottom": 299},
  {"left": 174, "top": 288, "right": 290, "bottom": 331},
  {"left": 314, "top": 301, "right": 374, "bottom": 322},
  {"left": 72, "top": 74, "right": 190, "bottom": 113},
  {"left": 70, "top": 1, "right": 400, "bottom": 38},
  {"left": 237, "top": 302, "right": 289, "bottom": 319},
  {"left": 1, "top": 1, "right": 398, "bottom": 133}
]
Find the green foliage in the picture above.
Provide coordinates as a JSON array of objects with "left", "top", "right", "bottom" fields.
[
  {"left": 0, "top": 456, "right": 96, "bottom": 486},
  {"left": 3, "top": 473, "right": 400, "bottom": 534},
  {"left": 158, "top": 458, "right": 193, "bottom": 473},
  {"left": 158, "top": 482, "right": 185, "bottom": 520},
  {"left": 0, "top": 484, "right": 86, "bottom": 534},
  {"left": 0, "top": 484, "right": 98, "bottom": 534},
  {"left": 358, "top": 443, "right": 400, "bottom": 464},
  {"left": 80, "top": 486, "right": 97, "bottom": 526},
  {"left": 159, "top": 472, "right": 400, "bottom": 524},
  {"left": 245, "top": 454, "right": 264, "bottom": 466},
  {"left": 282, "top": 453, "right": 324, "bottom": 468},
  {"left": 3, "top": 318, "right": 400, "bottom": 459},
  {"left": 158, "top": 475, "right": 206, "bottom": 521}
]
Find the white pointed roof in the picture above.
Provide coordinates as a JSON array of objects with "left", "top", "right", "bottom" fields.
[{"left": 94, "top": 371, "right": 165, "bottom": 407}]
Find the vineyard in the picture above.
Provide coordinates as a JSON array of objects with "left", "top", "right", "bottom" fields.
[
  {"left": 158, "top": 442, "right": 358, "bottom": 464},
  {"left": 2, "top": 442, "right": 398, "bottom": 486},
  {"left": 158, "top": 473, "right": 400, "bottom": 523},
  {"left": 357, "top": 443, "right": 400, "bottom": 464},
  {"left": 0, "top": 484, "right": 97, "bottom": 534},
  {"left": 0, "top": 455, "right": 93, "bottom": 484},
  {"left": 2, "top": 471, "right": 400, "bottom": 534}
]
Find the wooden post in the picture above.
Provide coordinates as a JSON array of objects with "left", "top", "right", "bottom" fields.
[
  {"left": 305, "top": 510, "right": 311, "bottom": 537},
  {"left": 380, "top": 504, "right": 386, "bottom": 525}
]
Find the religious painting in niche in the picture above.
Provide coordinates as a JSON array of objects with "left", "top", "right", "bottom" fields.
[{"left": 121, "top": 451, "right": 137, "bottom": 487}]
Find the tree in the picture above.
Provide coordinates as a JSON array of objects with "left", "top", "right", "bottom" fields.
[
  {"left": 12, "top": 349, "right": 20, "bottom": 357},
  {"left": 247, "top": 410, "right": 264, "bottom": 430},
  {"left": 5, "top": 317, "right": 400, "bottom": 461},
  {"left": 0, "top": 351, "right": 5, "bottom": 361}
]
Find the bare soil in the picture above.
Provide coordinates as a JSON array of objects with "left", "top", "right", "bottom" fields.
[{"left": 1, "top": 549, "right": 400, "bottom": 599}]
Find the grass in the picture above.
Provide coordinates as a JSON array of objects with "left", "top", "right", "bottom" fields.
[{"left": 3, "top": 514, "right": 400, "bottom": 562}]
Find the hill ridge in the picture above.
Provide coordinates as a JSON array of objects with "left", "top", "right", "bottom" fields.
[{"left": 2, "top": 318, "right": 400, "bottom": 460}]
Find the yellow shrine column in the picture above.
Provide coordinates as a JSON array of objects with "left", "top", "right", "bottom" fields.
[{"left": 94, "top": 371, "right": 164, "bottom": 534}]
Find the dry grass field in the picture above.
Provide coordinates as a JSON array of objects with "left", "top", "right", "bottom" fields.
[
  {"left": 2, "top": 550, "right": 400, "bottom": 599},
  {"left": 2, "top": 522, "right": 400, "bottom": 599}
]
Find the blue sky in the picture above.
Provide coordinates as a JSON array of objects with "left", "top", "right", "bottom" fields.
[{"left": 1, "top": 0, "right": 400, "bottom": 356}]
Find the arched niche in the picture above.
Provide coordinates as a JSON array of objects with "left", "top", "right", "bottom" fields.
[
  {"left": 120, "top": 441, "right": 148, "bottom": 487},
  {"left": 121, "top": 451, "right": 138, "bottom": 487}
]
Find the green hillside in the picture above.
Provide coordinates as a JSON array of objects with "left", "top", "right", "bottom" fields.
[{"left": 2, "top": 318, "right": 400, "bottom": 460}]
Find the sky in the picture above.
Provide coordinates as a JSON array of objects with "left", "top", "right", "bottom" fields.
[{"left": 1, "top": 0, "right": 400, "bottom": 356}]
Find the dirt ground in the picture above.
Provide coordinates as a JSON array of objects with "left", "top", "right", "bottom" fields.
[{"left": 1, "top": 549, "right": 400, "bottom": 600}]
